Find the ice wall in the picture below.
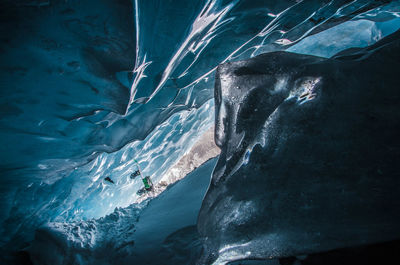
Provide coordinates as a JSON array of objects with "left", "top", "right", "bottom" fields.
[{"left": 197, "top": 29, "right": 400, "bottom": 264}]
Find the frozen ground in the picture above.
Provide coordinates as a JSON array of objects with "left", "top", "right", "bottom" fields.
[{"left": 30, "top": 157, "right": 218, "bottom": 265}]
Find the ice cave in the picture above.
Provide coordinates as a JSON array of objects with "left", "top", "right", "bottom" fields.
[{"left": 1, "top": 0, "right": 400, "bottom": 264}]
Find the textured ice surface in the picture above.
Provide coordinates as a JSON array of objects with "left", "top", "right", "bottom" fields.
[
  {"left": 30, "top": 202, "right": 145, "bottom": 265},
  {"left": 159, "top": 126, "right": 220, "bottom": 186},
  {"left": 135, "top": 125, "right": 220, "bottom": 204},
  {"left": 287, "top": 19, "right": 399, "bottom": 57},
  {"left": 1, "top": 0, "right": 400, "bottom": 262},
  {"left": 29, "top": 157, "right": 218, "bottom": 265},
  {"left": 197, "top": 30, "right": 400, "bottom": 264}
]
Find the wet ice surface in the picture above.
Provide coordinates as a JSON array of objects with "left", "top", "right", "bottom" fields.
[
  {"left": 197, "top": 30, "right": 400, "bottom": 264},
  {"left": 1, "top": 0, "right": 400, "bottom": 263},
  {"left": 127, "top": 158, "right": 218, "bottom": 264},
  {"left": 29, "top": 157, "right": 218, "bottom": 265}
]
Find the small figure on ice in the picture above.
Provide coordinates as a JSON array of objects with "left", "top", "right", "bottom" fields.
[{"left": 131, "top": 159, "right": 154, "bottom": 193}]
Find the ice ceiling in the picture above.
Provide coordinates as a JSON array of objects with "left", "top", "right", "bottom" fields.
[{"left": 1, "top": 0, "right": 400, "bottom": 252}]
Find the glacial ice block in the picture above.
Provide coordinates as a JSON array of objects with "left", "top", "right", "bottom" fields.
[{"left": 197, "top": 30, "right": 400, "bottom": 264}]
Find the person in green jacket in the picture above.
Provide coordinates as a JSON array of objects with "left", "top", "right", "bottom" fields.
[{"left": 131, "top": 159, "right": 153, "bottom": 192}]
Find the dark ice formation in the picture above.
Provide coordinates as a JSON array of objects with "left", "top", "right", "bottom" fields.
[{"left": 198, "top": 30, "right": 400, "bottom": 264}]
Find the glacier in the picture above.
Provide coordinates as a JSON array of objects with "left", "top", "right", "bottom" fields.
[{"left": 1, "top": 0, "right": 400, "bottom": 264}]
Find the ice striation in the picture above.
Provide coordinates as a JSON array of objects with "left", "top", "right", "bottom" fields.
[
  {"left": 1, "top": 0, "right": 400, "bottom": 264},
  {"left": 197, "top": 29, "right": 400, "bottom": 264}
]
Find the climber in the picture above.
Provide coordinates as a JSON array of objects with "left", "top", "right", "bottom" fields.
[
  {"left": 142, "top": 176, "right": 153, "bottom": 191},
  {"left": 132, "top": 159, "right": 154, "bottom": 192}
]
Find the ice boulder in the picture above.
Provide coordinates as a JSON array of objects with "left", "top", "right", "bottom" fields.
[{"left": 197, "top": 30, "right": 400, "bottom": 264}]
